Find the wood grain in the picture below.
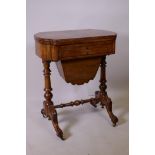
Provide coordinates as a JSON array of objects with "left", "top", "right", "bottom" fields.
[
  {"left": 34, "top": 29, "right": 116, "bottom": 61},
  {"left": 35, "top": 29, "right": 118, "bottom": 140},
  {"left": 34, "top": 29, "right": 116, "bottom": 45},
  {"left": 56, "top": 57, "right": 101, "bottom": 85}
]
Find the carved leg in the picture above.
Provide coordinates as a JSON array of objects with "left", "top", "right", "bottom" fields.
[
  {"left": 100, "top": 96, "right": 118, "bottom": 126},
  {"left": 99, "top": 56, "right": 118, "bottom": 126},
  {"left": 48, "top": 105, "right": 63, "bottom": 139},
  {"left": 41, "top": 60, "right": 64, "bottom": 140}
]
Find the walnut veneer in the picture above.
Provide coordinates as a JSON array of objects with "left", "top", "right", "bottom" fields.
[{"left": 34, "top": 29, "right": 118, "bottom": 140}]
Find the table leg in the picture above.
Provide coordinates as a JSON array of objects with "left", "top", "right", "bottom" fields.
[
  {"left": 41, "top": 60, "right": 64, "bottom": 140},
  {"left": 99, "top": 56, "right": 118, "bottom": 126}
]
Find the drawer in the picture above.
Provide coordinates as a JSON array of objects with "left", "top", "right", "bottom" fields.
[{"left": 58, "top": 41, "right": 115, "bottom": 60}]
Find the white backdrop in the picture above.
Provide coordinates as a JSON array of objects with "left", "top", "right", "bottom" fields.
[
  {"left": 27, "top": 0, "right": 128, "bottom": 103},
  {"left": 27, "top": 0, "right": 128, "bottom": 155}
]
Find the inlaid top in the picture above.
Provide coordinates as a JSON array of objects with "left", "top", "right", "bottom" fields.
[
  {"left": 34, "top": 29, "right": 116, "bottom": 45},
  {"left": 34, "top": 29, "right": 117, "bottom": 61}
]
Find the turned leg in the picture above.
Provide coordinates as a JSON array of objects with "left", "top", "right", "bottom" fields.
[
  {"left": 99, "top": 56, "right": 118, "bottom": 126},
  {"left": 41, "top": 60, "right": 64, "bottom": 140}
]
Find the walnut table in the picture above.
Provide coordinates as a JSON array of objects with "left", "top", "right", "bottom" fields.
[{"left": 34, "top": 29, "right": 118, "bottom": 140}]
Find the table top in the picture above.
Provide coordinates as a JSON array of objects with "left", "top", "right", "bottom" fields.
[{"left": 34, "top": 29, "right": 116, "bottom": 45}]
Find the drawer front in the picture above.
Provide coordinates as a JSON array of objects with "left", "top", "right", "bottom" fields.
[{"left": 58, "top": 41, "right": 115, "bottom": 60}]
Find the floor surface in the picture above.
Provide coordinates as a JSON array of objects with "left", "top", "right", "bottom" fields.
[{"left": 27, "top": 88, "right": 128, "bottom": 155}]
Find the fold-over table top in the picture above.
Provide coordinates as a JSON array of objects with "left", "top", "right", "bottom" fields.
[{"left": 34, "top": 29, "right": 116, "bottom": 45}]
